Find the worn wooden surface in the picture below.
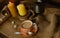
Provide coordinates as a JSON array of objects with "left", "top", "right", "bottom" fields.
[{"left": 0, "top": 5, "right": 60, "bottom": 38}]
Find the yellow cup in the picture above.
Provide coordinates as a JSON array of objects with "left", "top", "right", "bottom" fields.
[{"left": 17, "top": 4, "right": 27, "bottom": 16}]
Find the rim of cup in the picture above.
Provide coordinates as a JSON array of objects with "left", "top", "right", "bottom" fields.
[{"left": 21, "top": 20, "right": 33, "bottom": 29}]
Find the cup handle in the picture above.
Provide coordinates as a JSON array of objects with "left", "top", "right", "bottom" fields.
[
  {"left": 33, "top": 23, "right": 37, "bottom": 26},
  {"left": 28, "top": 9, "right": 35, "bottom": 20}
]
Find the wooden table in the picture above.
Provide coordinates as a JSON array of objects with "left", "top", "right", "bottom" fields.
[{"left": 0, "top": 5, "right": 60, "bottom": 38}]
